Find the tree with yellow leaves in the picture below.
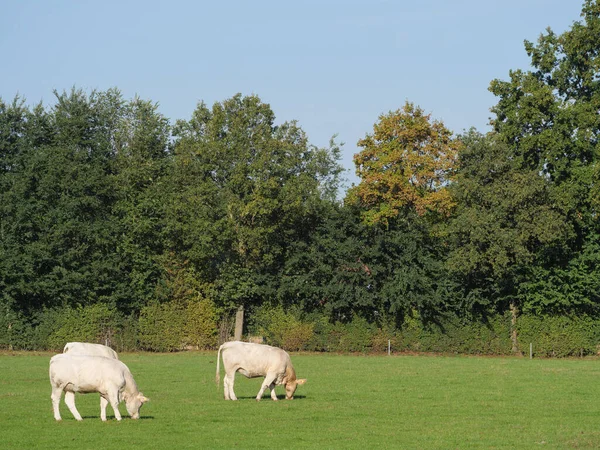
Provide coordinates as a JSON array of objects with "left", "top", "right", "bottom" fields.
[{"left": 347, "top": 102, "right": 460, "bottom": 225}]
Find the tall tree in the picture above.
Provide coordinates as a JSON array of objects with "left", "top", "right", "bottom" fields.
[
  {"left": 489, "top": 0, "right": 600, "bottom": 242},
  {"left": 487, "top": 0, "right": 600, "bottom": 321},
  {"left": 0, "top": 98, "right": 53, "bottom": 313},
  {"left": 113, "top": 97, "right": 172, "bottom": 311},
  {"left": 281, "top": 203, "right": 452, "bottom": 325},
  {"left": 347, "top": 102, "right": 459, "bottom": 226},
  {"left": 169, "top": 94, "right": 343, "bottom": 337},
  {"left": 446, "top": 131, "right": 570, "bottom": 352}
]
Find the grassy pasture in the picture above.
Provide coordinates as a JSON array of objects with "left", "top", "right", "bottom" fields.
[{"left": 1, "top": 351, "right": 600, "bottom": 449}]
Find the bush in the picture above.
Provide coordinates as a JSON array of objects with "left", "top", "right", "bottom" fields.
[
  {"left": 333, "top": 317, "right": 378, "bottom": 353},
  {"left": 47, "top": 304, "right": 122, "bottom": 351},
  {"left": 0, "top": 303, "right": 32, "bottom": 350},
  {"left": 250, "top": 305, "right": 314, "bottom": 351},
  {"left": 517, "top": 315, "right": 600, "bottom": 357},
  {"left": 394, "top": 313, "right": 512, "bottom": 355},
  {"left": 138, "top": 301, "right": 186, "bottom": 352},
  {"left": 184, "top": 298, "right": 218, "bottom": 350}
]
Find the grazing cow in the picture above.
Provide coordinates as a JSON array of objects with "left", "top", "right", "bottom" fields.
[
  {"left": 215, "top": 341, "right": 306, "bottom": 401},
  {"left": 63, "top": 342, "right": 119, "bottom": 360},
  {"left": 49, "top": 353, "right": 148, "bottom": 421}
]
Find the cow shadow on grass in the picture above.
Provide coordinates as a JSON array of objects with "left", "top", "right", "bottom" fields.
[
  {"left": 79, "top": 415, "right": 155, "bottom": 420},
  {"left": 234, "top": 395, "right": 306, "bottom": 401}
]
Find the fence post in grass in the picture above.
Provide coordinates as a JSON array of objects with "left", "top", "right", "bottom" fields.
[
  {"left": 530, "top": 342, "right": 533, "bottom": 360},
  {"left": 388, "top": 340, "right": 391, "bottom": 356}
]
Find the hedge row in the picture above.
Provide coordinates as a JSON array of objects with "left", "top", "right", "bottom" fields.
[
  {"left": 0, "top": 299, "right": 218, "bottom": 352},
  {"left": 1, "top": 302, "right": 599, "bottom": 357}
]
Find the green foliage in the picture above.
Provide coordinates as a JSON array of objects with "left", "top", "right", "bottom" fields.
[
  {"left": 485, "top": 0, "right": 600, "bottom": 322},
  {"left": 517, "top": 314, "right": 600, "bottom": 357},
  {"left": 396, "top": 313, "right": 513, "bottom": 355},
  {"left": 333, "top": 316, "right": 378, "bottom": 353},
  {"left": 169, "top": 94, "right": 343, "bottom": 314},
  {"left": 0, "top": 303, "right": 31, "bottom": 350},
  {"left": 521, "top": 233, "right": 600, "bottom": 314},
  {"left": 250, "top": 304, "right": 314, "bottom": 351},
  {"left": 446, "top": 131, "right": 571, "bottom": 317},
  {"left": 138, "top": 301, "right": 186, "bottom": 352},
  {"left": 137, "top": 296, "right": 219, "bottom": 352},
  {"left": 47, "top": 303, "right": 121, "bottom": 351},
  {"left": 184, "top": 298, "right": 219, "bottom": 350}
]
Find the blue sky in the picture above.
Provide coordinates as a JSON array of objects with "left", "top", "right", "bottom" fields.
[{"left": 0, "top": 0, "right": 585, "bottom": 190}]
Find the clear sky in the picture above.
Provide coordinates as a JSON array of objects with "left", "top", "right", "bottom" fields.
[{"left": 0, "top": 0, "right": 585, "bottom": 190}]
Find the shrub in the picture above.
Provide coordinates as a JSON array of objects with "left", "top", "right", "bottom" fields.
[
  {"left": 251, "top": 305, "right": 314, "bottom": 351},
  {"left": 0, "top": 304, "right": 32, "bottom": 350},
  {"left": 334, "top": 317, "right": 378, "bottom": 353},
  {"left": 395, "top": 313, "right": 512, "bottom": 355},
  {"left": 517, "top": 315, "right": 600, "bottom": 357},
  {"left": 138, "top": 301, "right": 186, "bottom": 352},
  {"left": 184, "top": 298, "right": 218, "bottom": 350},
  {"left": 47, "top": 304, "right": 122, "bottom": 351}
]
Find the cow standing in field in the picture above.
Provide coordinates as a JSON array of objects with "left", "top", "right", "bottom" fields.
[
  {"left": 49, "top": 353, "right": 148, "bottom": 421},
  {"left": 216, "top": 341, "right": 306, "bottom": 401},
  {"left": 63, "top": 342, "right": 120, "bottom": 415},
  {"left": 63, "top": 342, "right": 119, "bottom": 360}
]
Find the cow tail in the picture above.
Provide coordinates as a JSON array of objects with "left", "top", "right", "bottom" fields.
[{"left": 215, "top": 344, "right": 223, "bottom": 388}]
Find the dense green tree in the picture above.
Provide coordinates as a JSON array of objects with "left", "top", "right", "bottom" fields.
[
  {"left": 0, "top": 89, "right": 125, "bottom": 313},
  {"left": 169, "top": 94, "right": 343, "bottom": 335},
  {"left": 0, "top": 89, "right": 173, "bottom": 317},
  {"left": 446, "top": 131, "right": 571, "bottom": 352},
  {"left": 0, "top": 98, "right": 53, "bottom": 313},
  {"left": 280, "top": 203, "right": 452, "bottom": 325},
  {"left": 489, "top": 0, "right": 600, "bottom": 239},
  {"left": 112, "top": 98, "right": 172, "bottom": 311},
  {"left": 486, "top": 0, "right": 600, "bottom": 327}
]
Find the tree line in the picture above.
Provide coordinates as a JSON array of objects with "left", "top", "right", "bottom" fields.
[{"left": 1, "top": 0, "right": 599, "bottom": 353}]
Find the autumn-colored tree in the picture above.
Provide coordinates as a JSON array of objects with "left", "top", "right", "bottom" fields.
[{"left": 347, "top": 102, "right": 460, "bottom": 225}]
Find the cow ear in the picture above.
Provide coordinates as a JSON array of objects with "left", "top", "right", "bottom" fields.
[
  {"left": 296, "top": 379, "right": 307, "bottom": 385},
  {"left": 139, "top": 394, "right": 150, "bottom": 403}
]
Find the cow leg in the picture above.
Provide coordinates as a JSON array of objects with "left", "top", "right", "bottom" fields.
[
  {"left": 107, "top": 391, "right": 122, "bottom": 421},
  {"left": 269, "top": 382, "right": 278, "bottom": 401},
  {"left": 256, "top": 373, "right": 278, "bottom": 401},
  {"left": 64, "top": 391, "right": 83, "bottom": 421},
  {"left": 224, "top": 372, "right": 237, "bottom": 400},
  {"left": 51, "top": 387, "right": 63, "bottom": 421},
  {"left": 100, "top": 396, "right": 108, "bottom": 421}
]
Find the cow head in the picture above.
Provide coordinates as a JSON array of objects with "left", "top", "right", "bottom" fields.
[
  {"left": 124, "top": 392, "right": 149, "bottom": 419},
  {"left": 285, "top": 378, "right": 306, "bottom": 400}
]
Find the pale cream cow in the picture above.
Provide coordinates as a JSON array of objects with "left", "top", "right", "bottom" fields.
[
  {"left": 63, "top": 342, "right": 119, "bottom": 360},
  {"left": 216, "top": 341, "right": 306, "bottom": 401},
  {"left": 63, "top": 342, "right": 120, "bottom": 414},
  {"left": 49, "top": 353, "right": 148, "bottom": 421}
]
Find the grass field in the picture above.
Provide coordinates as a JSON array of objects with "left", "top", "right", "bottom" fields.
[{"left": 1, "top": 351, "right": 600, "bottom": 449}]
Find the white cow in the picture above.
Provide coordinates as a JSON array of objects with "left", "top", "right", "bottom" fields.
[
  {"left": 215, "top": 341, "right": 306, "bottom": 401},
  {"left": 49, "top": 353, "right": 148, "bottom": 421},
  {"left": 63, "top": 342, "right": 119, "bottom": 360},
  {"left": 63, "top": 342, "right": 120, "bottom": 414}
]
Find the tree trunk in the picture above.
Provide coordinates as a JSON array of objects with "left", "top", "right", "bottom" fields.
[
  {"left": 510, "top": 301, "right": 522, "bottom": 356},
  {"left": 234, "top": 304, "right": 244, "bottom": 341}
]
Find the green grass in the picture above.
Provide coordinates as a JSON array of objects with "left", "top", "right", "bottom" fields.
[{"left": 2, "top": 351, "right": 600, "bottom": 449}]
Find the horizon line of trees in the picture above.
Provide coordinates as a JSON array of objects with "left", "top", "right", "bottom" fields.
[{"left": 1, "top": 0, "right": 599, "bottom": 353}]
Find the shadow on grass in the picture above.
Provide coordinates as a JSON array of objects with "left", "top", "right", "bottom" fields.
[
  {"left": 78, "top": 415, "right": 155, "bottom": 420},
  {"left": 231, "top": 395, "right": 306, "bottom": 401}
]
